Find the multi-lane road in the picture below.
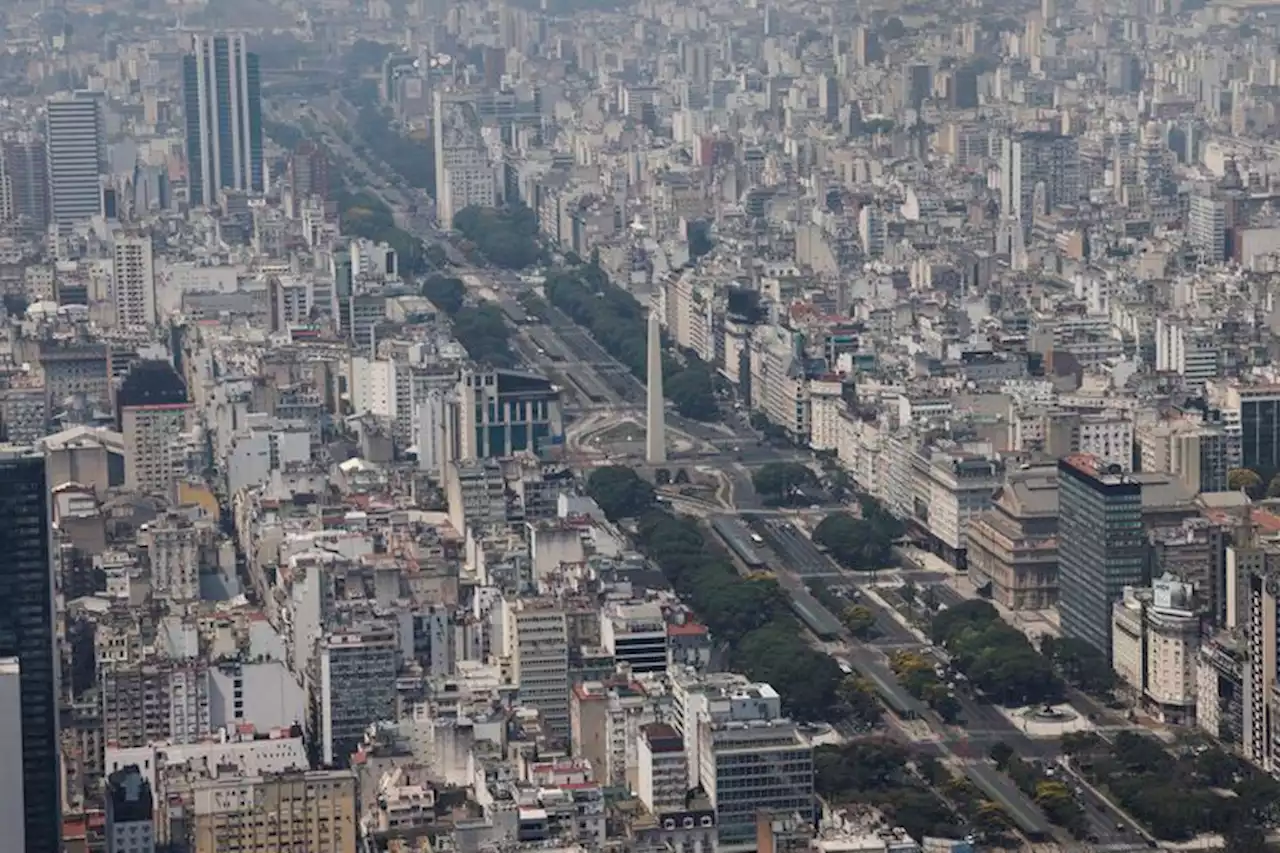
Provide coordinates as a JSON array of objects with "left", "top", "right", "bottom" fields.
[{"left": 747, "top": 517, "right": 1153, "bottom": 850}]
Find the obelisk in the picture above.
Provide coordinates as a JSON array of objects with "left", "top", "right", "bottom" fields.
[{"left": 645, "top": 308, "right": 667, "bottom": 464}]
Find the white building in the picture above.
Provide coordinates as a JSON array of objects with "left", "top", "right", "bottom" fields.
[
  {"left": 112, "top": 235, "right": 156, "bottom": 328},
  {"left": 506, "top": 598, "right": 570, "bottom": 738},
  {"left": 1112, "top": 576, "right": 1201, "bottom": 725},
  {"left": 46, "top": 93, "right": 105, "bottom": 230},
  {"left": 601, "top": 601, "right": 668, "bottom": 674},
  {"left": 637, "top": 723, "right": 687, "bottom": 814},
  {"left": 225, "top": 415, "right": 312, "bottom": 496},
  {"left": 808, "top": 378, "right": 844, "bottom": 452}
]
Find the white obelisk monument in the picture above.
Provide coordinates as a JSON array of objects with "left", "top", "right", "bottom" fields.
[{"left": 645, "top": 308, "right": 667, "bottom": 464}]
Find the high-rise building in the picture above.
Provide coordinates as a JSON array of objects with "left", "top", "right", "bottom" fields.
[
  {"left": 1057, "top": 454, "right": 1146, "bottom": 657},
  {"left": 507, "top": 597, "right": 570, "bottom": 738},
  {"left": 1000, "top": 131, "right": 1080, "bottom": 232},
  {"left": 112, "top": 234, "right": 157, "bottom": 328},
  {"left": 1189, "top": 191, "right": 1227, "bottom": 264},
  {"left": 0, "top": 136, "right": 50, "bottom": 231},
  {"left": 818, "top": 74, "right": 840, "bottom": 123},
  {"left": 316, "top": 624, "right": 398, "bottom": 766},
  {"left": 190, "top": 770, "right": 357, "bottom": 853},
  {"left": 117, "top": 361, "right": 190, "bottom": 497},
  {"left": 46, "top": 93, "right": 106, "bottom": 230},
  {"left": 183, "top": 34, "right": 264, "bottom": 207},
  {"left": 0, "top": 449, "right": 60, "bottom": 853},
  {"left": 432, "top": 90, "right": 498, "bottom": 228}
]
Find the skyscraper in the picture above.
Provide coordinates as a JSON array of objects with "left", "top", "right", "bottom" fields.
[
  {"left": 46, "top": 93, "right": 105, "bottom": 230},
  {"left": 183, "top": 34, "right": 264, "bottom": 207},
  {"left": 112, "top": 233, "right": 157, "bottom": 328},
  {"left": 0, "top": 136, "right": 50, "bottom": 232},
  {"left": 1189, "top": 192, "right": 1227, "bottom": 264},
  {"left": 1057, "top": 454, "right": 1146, "bottom": 657},
  {"left": 0, "top": 449, "right": 60, "bottom": 852},
  {"left": 1000, "top": 131, "right": 1080, "bottom": 233}
]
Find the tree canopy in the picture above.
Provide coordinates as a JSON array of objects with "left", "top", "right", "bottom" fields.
[
  {"left": 453, "top": 205, "right": 542, "bottom": 269},
  {"left": 815, "top": 741, "right": 966, "bottom": 842},
  {"left": 1229, "top": 467, "right": 1263, "bottom": 498},
  {"left": 812, "top": 509, "right": 898, "bottom": 571},
  {"left": 585, "top": 466, "right": 654, "bottom": 521},
  {"left": 629, "top": 509, "right": 844, "bottom": 721},
  {"left": 752, "top": 462, "right": 817, "bottom": 505},
  {"left": 1068, "top": 732, "right": 1280, "bottom": 843},
  {"left": 451, "top": 304, "right": 514, "bottom": 368},
  {"left": 421, "top": 275, "right": 465, "bottom": 315},
  {"left": 545, "top": 262, "right": 722, "bottom": 422},
  {"left": 931, "top": 600, "right": 1060, "bottom": 706}
]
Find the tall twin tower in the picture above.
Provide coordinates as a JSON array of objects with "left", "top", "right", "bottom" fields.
[{"left": 645, "top": 308, "right": 666, "bottom": 464}]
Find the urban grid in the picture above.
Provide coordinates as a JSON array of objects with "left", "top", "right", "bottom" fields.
[{"left": 5, "top": 0, "right": 1280, "bottom": 850}]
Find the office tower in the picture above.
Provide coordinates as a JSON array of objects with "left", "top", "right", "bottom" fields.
[
  {"left": 818, "top": 74, "right": 840, "bottom": 123},
  {"left": 1000, "top": 131, "right": 1080, "bottom": 232},
  {"left": 1057, "top": 454, "right": 1146, "bottom": 657},
  {"left": 105, "top": 765, "right": 155, "bottom": 853},
  {"left": 0, "top": 449, "right": 60, "bottom": 853},
  {"left": 183, "top": 34, "right": 264, "bottom": 207},
  {"left": 456, "top": 367, "right": 564, "bottom": 459},
  {"left": 851, "top": 26, "right": 882, "bottom": 67},
  {"left": 858, "top": 205, "right": 887, "bottom": 258},
  {"left": 692, "top": 681, "right": 814, "bottom": 847},
  {"left": 112, "top": 234, "right": 157, "bottom": 328},
  {"left": 951, "top": 67, "right": 979, "bottom": 109},
  {"left": 507, "top": 598, "right": 570, "bottom": 738},
  {"left": 316, "top": 624, "right": 398, "bottom": 766},
  {"left": 646, "top": 309, "right": 667, "bottom": 464},
  {"left": 117, "top": 360, "right": 190, "bottom": 496},
  {"left": 902, "top": 63, "right": 933, "bottom": 109},
  {"left": 190, "top": 770, "right": 357, "bottom": 853},
  {"left": 1189, "top": 192, "right": 1227, "bottom": 264},
  {"left": 46, "top": 93, "right": 106, "bottom": 230},
  {"left": 0, "top": 137, "right": 50, "bottom": 231}
]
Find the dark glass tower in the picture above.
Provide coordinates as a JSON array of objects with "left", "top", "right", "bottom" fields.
[
  {"left": 182, "top": 34, "right": 263, "bottom": 206},
  {"left": 0, "top": 449, "right": 60, "bottom": 852},
  {"left": 1057, "top": 454, "right": 1145, "bottom": 657}
]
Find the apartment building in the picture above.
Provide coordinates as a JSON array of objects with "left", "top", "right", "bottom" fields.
[
  {"left": 507, "top": 598, "right": 570, "bottom": 739},
  {"left": 189, "top": 770, "right": 357, "bottom": 853}
]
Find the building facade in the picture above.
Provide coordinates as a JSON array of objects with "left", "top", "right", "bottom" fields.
[
  {"left": 183, "top": 34, "right": 264, "bottom": 206},
  {"left": 0, "top": 450, "right": 60, "bottom": 852},
  {"left": 1057, "top": 454, "right": 1145, "bottom": 657}
]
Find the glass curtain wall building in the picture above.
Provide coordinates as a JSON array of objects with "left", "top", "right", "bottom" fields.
[{"left": 182, "top": 34, "right": 263, "bottom": 206}]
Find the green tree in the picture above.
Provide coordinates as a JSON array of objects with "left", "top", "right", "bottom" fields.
[
  {"left": 1229, "top": 468, "right": 1264, "bottom": 498},
  {"left": 421, "top": 275, "right": 465, "bottom": 314},
  {"left": 752, "top": 462, "right": 817, "bottom": 505},
  {"left": 586, "top": 466, "right": 655, "bottom": 520},
  {"left": 988, "top": 741, "right": 1015, "bottom": 769},
  {"left": 842, "top": 604, "right": 877, "bottom": 638},
  {"left": 837, "top": 675, "right": 882, "bottom": 729},
  {"left": 451, "top": 304, "right": 514, "bottom": 367},
  {"left": 813, "top": 512, "right": 896, "bottom": 570},
  {"left": 453, "top": 205, "right": 542, "bottom": 269},
  {"left": 666, "top": 363, "right": 719, "bottom": 421}
]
